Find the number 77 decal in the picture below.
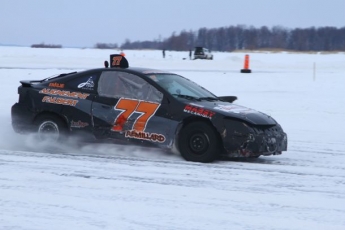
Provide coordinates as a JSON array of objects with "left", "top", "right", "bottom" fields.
[{"left": 112, "top": 98, "right": 160, "bottom": 132}]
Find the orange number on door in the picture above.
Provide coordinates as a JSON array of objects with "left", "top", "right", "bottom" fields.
[
  {"left": 112, "top": 98, "right": 160, "bottom": 132},
  {"left": 112, "top": 99, "right": 139, "bottom": 131},
  {"left": 133, "top": 101, "right": 160, "bottom": 131}
]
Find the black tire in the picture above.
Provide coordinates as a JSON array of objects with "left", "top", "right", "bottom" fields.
[
  {"left": 178, "top": 121, "right": 221, "bottom": 163},
  {"left": 34, "top": 114, "right": 68, "bottom": 142}
]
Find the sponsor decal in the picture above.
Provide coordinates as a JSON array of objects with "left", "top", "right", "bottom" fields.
[
  {"left": 214, "top": 105, "right": 253, "bottom": 114},
  {"left": 112, "top": 98, "right": 160, "bottom": 132},
  {"left": 49, "top": 82, "right": 65, "bottom": 88},
  {"left": 183, "top": 104, "right": 216, "bottom": 119},
  {"left": 78, "top": 76, "right": 94, "bottom": 90},
  {"left": 71, "top": 120, "right": 89, "bottom": 128},
  {"left": 42, "top": 96, "right": 78, "bottom": 106},
  {"left": 39, "top": 88, "right": 89, "bottom": 99},
  {"left": 125, "top": 130, "right": 166, "bottom": 143},
  {"left": 40, "top": 88, "right": 89, "bottom": 107}
]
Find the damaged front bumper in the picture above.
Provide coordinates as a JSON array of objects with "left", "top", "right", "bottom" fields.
[{"left": 221, "top": 121, "right": 288, "bottom": 158}]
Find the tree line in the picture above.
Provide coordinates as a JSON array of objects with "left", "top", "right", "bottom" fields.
[{"left": 96, "top": 25, "right": 345, "bottom": 52}]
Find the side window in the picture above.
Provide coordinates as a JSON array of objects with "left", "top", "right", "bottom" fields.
[
  {"left": 98, "top": 71, "right": 163, "bottom": 103},
  {"left": 66, "top": 74, "right": 98, "bottom": 92}
]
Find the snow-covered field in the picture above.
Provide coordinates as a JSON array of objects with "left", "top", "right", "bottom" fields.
[{"left": 0, "top": 46, "right": 344, "bottom": 230}]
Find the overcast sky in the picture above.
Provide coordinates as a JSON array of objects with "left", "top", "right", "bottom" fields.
[{"left": 1, "top": 0, "right": 344, "bottom": 48}]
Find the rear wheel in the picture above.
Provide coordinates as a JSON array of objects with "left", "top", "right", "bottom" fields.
[
  {"left": 34, "top": 115, "right": 68, "bottom": 142},
  {"left": 178, "top": 121, "right": 221, "bottom": 163}
]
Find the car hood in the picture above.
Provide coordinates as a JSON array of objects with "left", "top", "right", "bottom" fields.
[{"left": 187, "top": 101, "right": 277, "bottom": 125}]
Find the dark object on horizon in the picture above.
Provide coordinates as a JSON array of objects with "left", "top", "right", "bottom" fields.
[
  {"left": 189, "top": 50, "right": 192, "bottom": 59},
  {"left": 193, "top": 47, "right": 213, "bottom": 60},
  {"left": 95, "top": 43, "right": 118, "bottom": 49},
  {"left": 31, "top": 43, "right": 62, "bottom": 48},
  {"left": 162, "top": 49, "right": 166, "bottom": 58}
]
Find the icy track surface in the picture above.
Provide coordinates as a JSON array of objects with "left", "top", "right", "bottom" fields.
[{"left": 1, "top": 47, "right": 345, "bottom": 230}]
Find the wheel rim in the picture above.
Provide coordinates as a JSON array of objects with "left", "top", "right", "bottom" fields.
[
  {"left": 38, "top": 121, "right": 59, "bottom": 141},
  {"left": 189, "top": 132, "right": 209, "bottom": 155}
]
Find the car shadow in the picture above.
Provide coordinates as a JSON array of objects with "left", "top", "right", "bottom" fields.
[{"left": 219, "top": 156, "right": 281, "bottom": 165}]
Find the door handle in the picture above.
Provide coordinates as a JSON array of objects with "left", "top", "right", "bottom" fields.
[{"left": 101, "top": 105, "right": 112, "bottom": 109}]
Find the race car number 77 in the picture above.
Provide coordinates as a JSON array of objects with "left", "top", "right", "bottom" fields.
[{"left": 112, "top": 98, "right": 160, "bottom": 132}]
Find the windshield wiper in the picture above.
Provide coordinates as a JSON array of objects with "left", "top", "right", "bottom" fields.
[{"left": 172, "top": 94, "right": 200, "bottom": 101}]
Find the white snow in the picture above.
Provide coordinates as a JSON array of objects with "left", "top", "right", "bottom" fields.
[{"left": 0, "top": 46, "right": 344, "bottom": 230}]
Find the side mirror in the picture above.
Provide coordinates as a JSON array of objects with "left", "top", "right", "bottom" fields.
[{"left": 218, "top": 96, "right": 237, "bottom": 103}]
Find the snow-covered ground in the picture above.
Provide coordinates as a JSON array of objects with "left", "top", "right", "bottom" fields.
[{"left": 0, "top": 46, "right": 344, "bottom": 230}]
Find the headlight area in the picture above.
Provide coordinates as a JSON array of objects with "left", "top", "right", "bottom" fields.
[{"left": 221, "top": 118, "right": 287, "bottom": 157}]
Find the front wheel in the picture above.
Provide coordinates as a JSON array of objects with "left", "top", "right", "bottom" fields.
[
  {"left": 34, "top": 115, "right": 68, "bottom": 142},
  {"left": 178, "top": 121, "right": 221, "bottom": 163}
]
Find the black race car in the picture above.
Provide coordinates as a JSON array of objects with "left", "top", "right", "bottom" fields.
[{"left": 11, "top": 54, "right": 287, "bottom": 163}]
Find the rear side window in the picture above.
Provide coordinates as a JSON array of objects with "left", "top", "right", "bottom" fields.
[{"left": 98, "top": 71, "right": 163, "bottom": 103}]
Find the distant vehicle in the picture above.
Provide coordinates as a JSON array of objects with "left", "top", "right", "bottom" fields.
[
  {"left": 194, "top": 47, "right": 213, "bottom": 60},
  {"left": 11, "top": 54, "right": 287, "bottom": 163}
]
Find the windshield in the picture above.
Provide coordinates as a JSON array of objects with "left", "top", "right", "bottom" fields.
[{"left": 146, "top": 73, "right": 218, "bottom": 101}]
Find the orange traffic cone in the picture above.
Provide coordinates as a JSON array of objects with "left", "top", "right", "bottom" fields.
[{"left": 240, "top": 54, "right": 252, "bottom": 73}]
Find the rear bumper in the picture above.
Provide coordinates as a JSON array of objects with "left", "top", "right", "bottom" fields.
[{"left": 11, "top": 103, "right": 36, "bottom": 133}]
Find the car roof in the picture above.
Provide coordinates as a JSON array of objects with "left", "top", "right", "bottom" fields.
[
  {"left": 49, "top": 55, "right": 173, "bottom": 81},
  {"left": 124, "top": 67, "right": 172, "bottom": 75},
  {"left": 78, "top": 67, "right": 171, "bottom": 75},
  {"left": 53, "top": 67, "right": 171, "bottom": 82}
]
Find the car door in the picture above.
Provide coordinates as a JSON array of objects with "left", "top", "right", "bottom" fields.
[
  {"left": 91, "top": 70, "right": 172, "bottom": 146},
  {"left": 60, "top": 73, "right": 98, "bottom": 137}
]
